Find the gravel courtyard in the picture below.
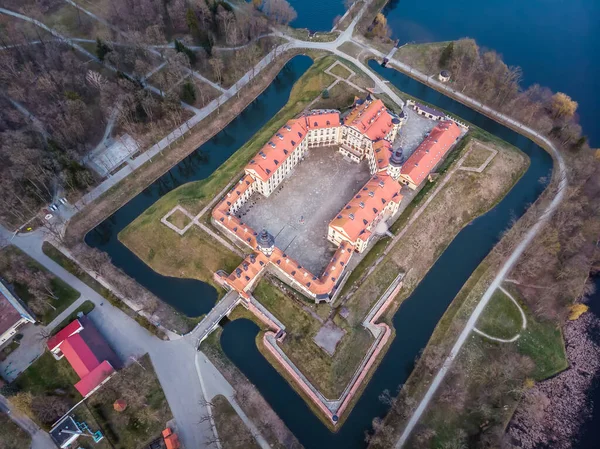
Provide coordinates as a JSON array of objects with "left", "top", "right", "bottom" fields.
[
  {"left": 238, "top": 145, "right": 371, "bottom": 273},
  {"left": 393, "top": 107, "right": 438, "bottom": 156}
]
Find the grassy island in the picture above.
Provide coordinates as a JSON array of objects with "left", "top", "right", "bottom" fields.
[{"left": 119, "top": 55, "right": 530, "bottom": 424}]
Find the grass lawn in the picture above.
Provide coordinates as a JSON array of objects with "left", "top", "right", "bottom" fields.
[
  {"left": 212, "top": 395, "right": 260, "bottom": 449},
  {"left": 118, "top": 55, "right": 356, "bottom": 295},
  {"left": 329, "top": 63, "right": 352, "bottom": 79},
  {"left": 475, "top": 289, "right": 523, "bottom": 340},
  {"left": 166, "top": 209, "right": 192, "bottom": 229},
  {"left": 0, "top": 245, "right": 80, "bottom": 325},
  {"left": 14, "top": 351, "right": 81, "bottom": 402},
  {"left": 339, "top": 41, "right": 365, "bottom": 60},
  {"left": 50, "top": 300, "right": 96, "bottom": 336},
  {"left": 87, "top": 354, "right": 172, "bottom": 449},
  {"left": 461, "top": 142, "right": 495, "bottom": 169},
  {"left": 393, "top": 41, "right": 451, "bottom": 76},
  {"left": 311, "top": 80, "right": 363, "bottom": 110},
  {"left": 337, "top": 236, "right": 390, "bottom": 301},
  {"left": 0, "top": 412, "right": 31, "bottom": 449},
  {"left": 253, "top": 279, "right": 373, "bottom": 399}
]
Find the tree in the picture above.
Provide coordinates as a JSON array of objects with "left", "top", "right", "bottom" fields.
[
  {"left": 95, "top": 38, "right": 111, "bottom": 61},
  {"left": 209, "top": 57, "right": 224, "bottom": 84},
  {"left": 181, "top": 81, "right": 197, "bottom": 104},
  {"left": 252, "top": 0, "right": 263, "bottom": 8},
  {"left": 371, "top": 13, "right": 390, "bottom": 39},
  {"left": 262, "top": 0, "right": 297, "bottom": 25},
  {"left": 173, "top": 39, "right": 197, "bottom": 65},
  {"left": 550, "top": 92, "right": 578, "bottom": 119},
  {"left": 439, "top": 41, "right": 454, "bottom": 69},
  {"left": 321, "top": 89, "right": 330, "bottom": 99}
]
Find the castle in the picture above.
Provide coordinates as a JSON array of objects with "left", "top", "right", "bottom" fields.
[{"left": 212, "top": 95, "right": 462, "bottom": 302}]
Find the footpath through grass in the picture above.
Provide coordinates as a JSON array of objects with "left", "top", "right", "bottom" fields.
[{"left": 0, "top": 245, "right": 80, "bottom": 325}]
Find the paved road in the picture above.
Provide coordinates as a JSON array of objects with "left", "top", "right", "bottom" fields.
[{"left": 0, "top": 226, "right": 215, "bottom": 449}]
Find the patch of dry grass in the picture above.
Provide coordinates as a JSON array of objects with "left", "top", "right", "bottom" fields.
[
  {"left": 165, "top": 209, "right": 191, "bottom": 229},
  {"left": 119, "top": 219, "right": 242, "bottom": 297},
  {"left": 212, "top": 395, "right": 260, "bottom": 449},
  {"left": 87, "top": 354, "right": 172, "bottom": 449},
  {"left": 253, "top": 279, "right": 374, "bottom": 399},
  {"left": 344, "top": 136, "right": 529, "bottom": 325},
  {"left": 461, "top": 141, "right": 495, "bottom": 169},
  {"left": 329, "top": 63, "right": 352, "bottom": 79}
]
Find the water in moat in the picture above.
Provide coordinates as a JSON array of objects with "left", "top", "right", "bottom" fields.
[
  {"left": 88, "top": 52, "right": 554, "bottom": 446},
  {"left": 85, "top": 55, "right": 313, "bottom": 316}
]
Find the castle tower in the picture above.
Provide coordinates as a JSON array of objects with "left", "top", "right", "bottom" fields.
[
  {"left": 387, "top": 147, "right": 403, "bottom": 180},
  {"left": 257, "top": 229, "right": 275, "bottom": 256}
]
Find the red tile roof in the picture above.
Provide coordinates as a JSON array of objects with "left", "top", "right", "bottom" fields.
[
  {"left": 344, "top": 99, "right": 395, "bottom": 141},
  {"left": 47, "top": 319, "right": 83, "bottom": 352},
  {"left": 303, "top": 111, "right": 341, "bottom": 130},
  {"left": 400, "top": 121, "right": 461, "bottom": 187},
  {"left": 329, "top": 173, "right": 402, "bottom": 242},
  {"left": 245, "top": 119, "right": 307, "bottom": 182},
  {"left": 373, "top": 139, "right": 392, "bottom": 171},
  {"left": 74, "top": 360, "right": 114, "bottom": 397},
  {"left": 60, "top": 333, "right": 101, "bottom": 378},
  {"left": 46, "top": 318, "right": 119, "bottom": 398}
]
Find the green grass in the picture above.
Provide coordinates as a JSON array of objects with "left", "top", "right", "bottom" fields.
[
  {"left": 329, "top": 63, "right": 352, "bottom": 79},
  {"left": 0, "top": 245, "right": 80, "bottom": 325},
  {"left": 50, "top": 300, "right": 96, "bottom": 336},
  {"left": 14, "top": 351, "right": 81, "bottom": 401},
  {"left": 0, "top": 412, "right": 31, "bottom": 449},
  {"left": 476, "top": 289, "right": 523, "bottom": 340},
  {"left": 338, "top": 236, "right": 390, "bottom": 300},
  {"left": 212, "top": 395, "right": 260, "bottom": 449}
]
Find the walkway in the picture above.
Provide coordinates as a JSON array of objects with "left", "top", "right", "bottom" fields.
[
  {"left": 186, "top": 290, "right": 240, "bottom": 345},
  {"left": 390, "top": 68, "right": 568, "bottom": 449},
  {"left": 473, "top": 285, "right": 527, "bottom": 343},
  {"left": 196, "top": 352, "right": 271, "bottom": 449}
]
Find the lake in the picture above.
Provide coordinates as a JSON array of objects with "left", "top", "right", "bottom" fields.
[{"left": 289, "top": 0, "right": 600, "bottom": 146}]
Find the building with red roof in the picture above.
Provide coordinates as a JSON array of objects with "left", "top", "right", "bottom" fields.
[
  {"left": 0, "top": 280, "right": 35, "bottom": 347},
  {"left": 47, "top": 316, "right": 120, "bottom": 398},
  {"left": 400, "top": 120, "right": 462, "bottom": 189},
  {"left": 329, "top": 173, "right": 403, "bottom": 252}
]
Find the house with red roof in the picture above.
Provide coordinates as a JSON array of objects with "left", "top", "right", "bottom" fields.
[
  {"left": 399, "top": 120, "right": 462, "bottom": 190},
  {"left": 47, "top": 316, "right": 120, "bottom": 398},
  {"left": 0, "top": 280, "right": 35, "bottom": 347}
]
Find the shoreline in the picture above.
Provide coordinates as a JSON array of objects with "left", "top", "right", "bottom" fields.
[{"left": 507, "top": 280, "right": 600, "bottom": 449}]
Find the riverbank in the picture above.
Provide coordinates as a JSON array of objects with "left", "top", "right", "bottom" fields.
[{"left": 507, "top": 304, "right": 600, "bottom": 449}]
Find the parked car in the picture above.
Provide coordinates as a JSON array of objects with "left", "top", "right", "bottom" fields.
[
  {"left": 49, "top": 204, "right": 58, "bottom": 212},
  {"left": 59, "top": 197, "right": 68, "bottom": 205}
]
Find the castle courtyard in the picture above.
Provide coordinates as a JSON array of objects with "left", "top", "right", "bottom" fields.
[{"left": 237, "top": 145, "right": 371, "bottom": 273}]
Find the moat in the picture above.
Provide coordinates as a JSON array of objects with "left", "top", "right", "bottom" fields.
[{"left": 87, "top": 51, "right": 553, "bottom": 447}]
